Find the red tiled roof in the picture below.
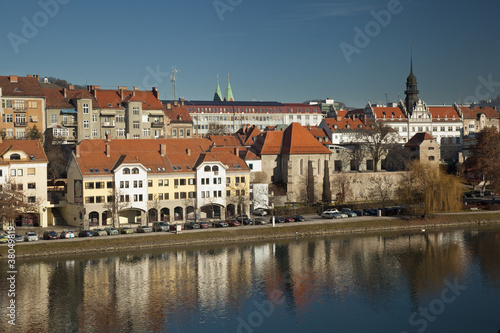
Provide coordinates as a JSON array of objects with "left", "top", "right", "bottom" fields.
[
  {"left": 404, "top": 132, "right": 436, "bottom": 147},
  {"left": 194, "top": 152, "right": 249, "bottom": 171},
  {"left": 372, "top": 106, "right": 406, "bottom": 120},
  {"left": 67, "top": 89, "right": 100, "bottom": 109},
  {"left": 323, "top": 118, "right": 372, "bottom": 131},
  {"left": 280, "top": 123, "right": 332, "bottom": 155},
  {"left": 460, "top": 106, "right": 499, "bottom": 118},
  {"left": 251, "top": 131, "right": 284, "bottom": 155},
  {"left": 0, "top": 75, "right": 44, "bottom": 97},
  {"left": 208, "top": 135, "right": 243, "bottom": 147},
  {"left": 306, "top": 128, "right": 332, "bottom": 144},
  {"left": 428, "top": 106, "right": 460, "bottom": 120},
  {"left": 164, "top": 106, "right": 193, "bottom": 123},
  {"left": 0, "top": 139, "right": 48, "bottom": 163},
  {"left": 42, "top": 88, "right": 74, "bottom": 109},
  {"left": 236, "top": 125, "right": 262, "bottom": 146}
]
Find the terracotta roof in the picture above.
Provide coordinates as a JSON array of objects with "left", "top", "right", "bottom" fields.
[
  {"left": 305, "top": 127, "right": 332, "bottom": 144},
  {"left": 460, "top": 106, "right": 498, "bottom": 118},
  {"left": 239, "top": 149, "right": 260, "bottom": 160},
  {"left": 164, "top": 106, "right": 193, "bottom": 123},
  {"left": 42, "top": 88, "right": 74, "bottom": 109},
  {"left": 372, "top": 106, "right": 406, "bottom": 120},
  {"left": 251, "top": 131, "right": 284, "bottom": 155},
  {"left": 208, "top": 135, "right": 243, "bottom": 147},
  {"left": 0, "top": 139, "right": 48, "bottom": 164},
  {"left": 67, "top": 89, "right": 100, "bottom": 108},
  {"left": 75, "top": 138, "right": 213, "bottom": 175},
  {"left": 122, "top": 90, "right": 163, "bottom": 110},
  {"left": 194, "top": 152, "right": 249, "bottom": 171},
  {"left": 280, "top": 123, "right": 332, "bottom": 155},
  {"left": 0, "top": 75, "right": 44, "bottom": 97},
  {"left": 404, "top": 132, "right": 435, "bottom": 147},
  {"left": 323, "top": 118, "right": 372, "bottom": 131},
  {"left": 428, "top": 106, "right": 460, "bottom": 121},
  {"left": 236, "top": 125, "right": 262, "bottom": 146}
]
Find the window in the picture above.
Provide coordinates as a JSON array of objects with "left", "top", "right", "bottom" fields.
[
  {"left": 429, "top": 156, "right": 435, "bottom": 161},
  {"left": 236, "top": 190, "right": 240, "bottom": 196},
  {"left": 179, "top": 129, "right": 184, "bottom": 137},
  {"left": 11, "top": 169, "right": 16, "bottom": 176},
  {"left": 85, "top": 196, "right": 95, "bottom": 204},
  {"left": 148, "top": 180, "right": 153, "bottom": 187},
  {"left": 83, "top": 120, "right": 89, "bottom": 129},
  {"left": 83, "top": 103, "right": 89, "bottom": 114},
  {"left": 148, "top": 194, "right": 153, "bottom": 201},
  {"left": 165, "top": 193, "right": 169, "bottom": 200},
  {"left": 429, "top": 147, "right": 435, "bottom": 150},
  {"left": 95, "top": 182, "right": 104, "bottom": 189},
  {"left": 226, "top": 177, "right": 230, "bottom": 184},
  {"left": 172, "top": 129, "right": 177, "bottom": 137},
  {"left": 180, "top": 192, "right": 186, "bottom": 199},
  {"left": 142, "top": 128, "right": 150, "bottom": 136},
  {"left": 28, "top": 183, "right": 36, "bottom": 189},
  {"left": 133, "top": 121, "right": 140, "bottom": 129},
  {"left": 133, "top": 107, "right": 140, "bottom": 115},
  {"left": 174, "top": 192, "right": 179, "bottom": 199},
  {"left": 28, "top": 101, "right": 38, "bottom": 109},
  {"left": 189, "top": 192, "right": 195, "bottom": 198},
  {"left": 179, "top": 179, "right": 186, "bottom": 186},
  {"left": 134, "top": 180, "right": 138, "bottom": 188},
  {"left": 133, "top": 134, "right": 140, "bottom": 139},
  {"left": 107, "top": 196, "right": 114, "bottom": 203},
  {"left": 159, "top": 193, "right": 163, "bottom": 200},
  {"left": 107, "top": 181, "right": 114, "bottom": 188},
  {"left": 132, "top": 168, "right": 139, "bottom": 174},
  {"left": 249, "top": 163, "right": 253, "bottom": 170},
  {"left": 116, "top": 128, "right": 125, "bottom": 137},
  {"left": 50, "top": 114, "right": 57, "bottom": 124},
  {"left": 92, "top": 129, "right": 98, "bottom": 137},
  {"left": 164, "top": 179, "right": 169, "bottom": 186},
  {"left": 120, "top": 181, "right": 124, "bottom": 189},
  {"left": 174, "top": 179, "right": 179, "bottom": 187},
  {"left": 186, "top": 129, "right": 191, "bottom": 137},
  {"left": 96, "top": 196, "right": 105, "bottom": 203},
  {"left": 92, "top": 114, "right": 97, "bottom": 123},
  {"left": 159, "top": 179, "right": 163, "bottom": 186},
  {"left": 123, "top": 168, "right": 130, "bottom": 174},
  {"left": 227, "top": 190, "right": 231, "bottom": 197},
  {"left": 241, "top": 177, "right": 245, "bottom": 183}
]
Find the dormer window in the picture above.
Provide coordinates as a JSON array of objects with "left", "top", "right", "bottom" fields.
[
  {"left": 123, "top": 168, "right": 130, "bottom": 174},
  {"left": 10, "top": 153, "right": 21, "bottom": 160}
]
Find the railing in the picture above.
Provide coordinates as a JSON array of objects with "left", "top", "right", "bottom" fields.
[
  {"left": 13, "top": 107, "right": 26, "bottom": 113},
  {"left": 103, "top": 121, "right": 115, "bottom": 127},
  {"left": 14, "top": 121, "right": 27, "bottom": 127},
  {"left": 151, "top": 122, "right": 165, "bottom": 128},
  {"left": 61, "top": 121, "right": 78, "bottom": 126}
]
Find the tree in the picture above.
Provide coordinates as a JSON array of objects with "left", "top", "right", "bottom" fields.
[
  {"left": 397, "top": 160, "right": 462, "bottom": 216},
  {"left": 367, "top": 174, "right": 395, "bottom": 207},
  {"left": 322, "top": 160, "right": 332, "bottom": 203},
  {"left": 466, "top": 127, "right": 500, "bottom": 191},
  {"left": 0, "top": 178, "right": 40, "bottom": 230},
  {"left": 103, "top": 187, "right": 131, "bottom": 228},
  {"left": 384, "top": 143, "right": 411, "bottom": 171},
  {"left": 28, "top": 125, "right": 43, "bottom": 141},
  {"left": 349, "top": 144, "right": 366, "bottom": 171},
  {"left": 356, "top": 123, "right": 398, "bottom": 172},
  {"left": 43, "top": 131, "right": 68, "bottom": 181},
  {"left": 206, "top": 123, "right": 228, "bottom": 136},
  {"left": 332, "top": 173, "right": 352, "bottom": 204}
]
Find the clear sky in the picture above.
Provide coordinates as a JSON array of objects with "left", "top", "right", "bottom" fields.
[{"left": 2, "top": 0, "right": 499, "bottom": 108}]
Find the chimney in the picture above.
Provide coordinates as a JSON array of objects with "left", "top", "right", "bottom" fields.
[
  {"left": 173, "top": 100, "right": 178, "bottom": 107},
  {"left": 234, "top": 147, "right": 240, "bottom": 156},
  {"left": 166, "top": 103, "right": 172, "bottom": 109},
  {"left": 76, "top": 144, "right": 80, "bottom": 158},
  {"left": 68, "top": 85, "right": 75, "bottom": 90},
  {"left": 105, "top": 133, "right": 111, "bottom": 141},
  {"left": 106, "top": 142, "right": 111, "bottom": 157},
  {"left": 33, "top": 74, "right": 39, "bottom": 79},
  {"left": 180, "top": 98, "right": 185, "bottom": 106},
  {"left": 160, "top": 144, "right": 166, "bottom": 156},
  {"left": 337, "top": 114, "right": 342, "bottom": 121},
  {"left": 9, "top": 75, "right": 18, "bottom": 83},
  {"left": 119, "top": 88, "right": 124, "bottom": 100},
  {"left": 63, "top": 88, "right": 67, "bottom": 98},
  {"left": 186, "top": 148, "right": 191, "bottom": 156},
  {"left": 152, "top": 87, "right": 159, "bottom": 99},
  {"left": 134, "top": 86, "right": 139, "bottom": 90}
]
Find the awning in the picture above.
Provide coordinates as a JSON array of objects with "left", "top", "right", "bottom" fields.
[{"left": 61, "top": 109, "right": 77, "bottom": 114}]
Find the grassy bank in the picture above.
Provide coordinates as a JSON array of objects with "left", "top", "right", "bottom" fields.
[{"left": 4, "top": 212, "right": 500, "bottom": 259}]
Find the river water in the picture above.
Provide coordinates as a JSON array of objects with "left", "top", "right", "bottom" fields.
[{"left": 1, "top": 226, "right": 500, "bottom": 333}]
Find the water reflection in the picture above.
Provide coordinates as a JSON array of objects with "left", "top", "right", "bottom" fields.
[{"left": 1, "top": 227, "right": 500, "bottom": 332}]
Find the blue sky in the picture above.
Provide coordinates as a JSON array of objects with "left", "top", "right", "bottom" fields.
[{"left": 1, "top": 0, "right": 499, "bottom": 108}]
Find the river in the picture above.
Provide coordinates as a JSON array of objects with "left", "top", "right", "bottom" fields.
[{"left": 1, "top": 226, "right": 500, "bottom": 333}]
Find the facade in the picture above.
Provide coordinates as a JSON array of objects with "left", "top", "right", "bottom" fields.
[
  {"left": 404, "top": 132, "right": 440, "bottom": 164},
  {"left": 65, "top": 138, "right": 251, "bottom": 228},
  {"left": 1, "top": 75, "right": 45, "bottom": 140},
  {"left": 163, "top": 101, "right": 194, "bottom": 139},
  {"left": 460, "top": 105, "right": 499, "bottom": 161},
  {"left": 0, "top": 139, "right": 48, "bottom": 227}
]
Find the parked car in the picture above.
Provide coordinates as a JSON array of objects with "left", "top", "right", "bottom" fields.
[
  {"left": 236, "top": 215, "right": 249, "bottom": 222},
  {"left": 252, "top": 208, "right": 268, "bottom": 216},
  {"left": 152, "top": 221, "right": 169, "bottom": 232},
  {"left": 199, "top": 222, "right": 212, "bottom": 229},
  {"left": 92, "top": 228, "right": 108, "bottom": 236},
  {"left": 353, "top": 210, "right": 367, "bottom": 216},
  {"left": 227, "top": 219, "right": 241, "bottom": 227},
  {"left": 322, "top": 209, "right": 339, "bottom": 214},
  {"left": 43, "top": 230, "right": 59, "bottom": 240},
  {"left": 136, "top": 225, "right": 153, "bottom": 233},
  {"left": 270, "top": 216, "right": 285, "bottom": 223},
  {"left": 25, "top": 231, "right": 39, "bottom": 241},
  {"left": 104, "top": 227, "right": 119, "bottom": 236},
  {"left": 284, "top": 216, "right": 295, "bottom": 223},
  {"left": 120, "top": 227, "right": 134, "bottom": 234},
  {"left": 0, "top": 233, "right": 8, "bottom": 243},
  {"left": 341, "top": 208, "right": 357, "bottom": 217},
  {"left": 14, "top": 234, "right": 24, "bottom": 242},
  {"left": 294, "top": 215, "right": 306, "bottom": 222},
  {"left": 169, "top": 224, "right": 184, "bottom": 232},
  {"left": 321, "top": 212, "right": 341, "bottom": 219},
  {"left": 254, "top": 217, "right": 267, "bottom": 225},
  {"left": 60, "top": 230, "right": 75, "bottom": 239},
  {"left": 78, "top": 230, "right": 93, "bottom": 237},
  {"left": 186, "top": 222, "right": 200, "bottom": 230},
  {"left": 215, "top": 220, "right": 229, "bottom": 228},
  {"left": 240, "top": 217, "right": 254, "bottom": 225}
]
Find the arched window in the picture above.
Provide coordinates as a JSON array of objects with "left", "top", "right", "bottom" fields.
[
  {"left": 132, "top": 168, "right": 139, "bottom": 174},
  {"left": 204, "top": 166, "right": 211, "bottom": 172},
  {"left": 123, "top": 168, "right": 130, "bottom": 174},
  {"left": 212, "top": 166, "right": 219, "bottom": 172},
  {"left": 10, "top": 154, "right": 21, "bottom": 160}
]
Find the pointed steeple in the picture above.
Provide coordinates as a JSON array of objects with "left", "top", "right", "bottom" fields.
[
  {"left": 224, "top": 74, "right": 234, "bottom": 102},
  {"left": 404, "top": 42, "right": 419, "bottom": 115},
  {"left": 213, "top": 75, "right": 222, "bottom": 102}
]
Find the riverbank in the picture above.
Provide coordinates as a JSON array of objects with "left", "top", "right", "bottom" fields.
[{"left": 3, "top": 211, "right": 500, "bottom": 260}]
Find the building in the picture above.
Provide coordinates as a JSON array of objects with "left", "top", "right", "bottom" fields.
[
  {"left": 0, "top": 138, "right": 48, "bottom": 227},
  {"left": 460, "top": 105, "right": 499, "bottom": 161},
  {"left": 1, "top": 75, "right": 45, "bottom": 139},
  {"left": 404, "top": 132, "right": 440, "bottom": 164},
  {"left": 64, "top": 138, "right": 251, "bottom": 228}
]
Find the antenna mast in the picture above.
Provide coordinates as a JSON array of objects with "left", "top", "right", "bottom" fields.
[{"left": 171, "top": 67, "right": 178, "bottom": 100}]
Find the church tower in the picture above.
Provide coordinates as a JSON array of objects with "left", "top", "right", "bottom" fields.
[
  {"left": 224, "top": 74, "right": 234, "bottom": 102},
  {"left": 404, "top": 53, "right": 419, "bottom": 115},
  {"left": 213, "top": 75, "right": 223, "bottom": 102}
]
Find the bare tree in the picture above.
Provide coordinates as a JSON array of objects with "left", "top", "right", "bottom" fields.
[
  {"left": 0, "top": 178, "right": 40, "bottom": 230},
  {"left": 322, "top": 160, "right": 332, "bottom": 203},
  {"left": 466, "top": 126, "right": 500, "bottom": 191},
  {"left": 356, "top": 123, "right": 397, "bottom": 172},
  {"left": 367, "top": 174, "right": 395, "bottom": 207},
  {"left": 44, "top": 131, "right": 68, "bottom": 181},
  {"left": 228, "top": 185, "right": 249, "bottom": 217},
  {"left": 102, "top": 187, "right": 131, "bottom": 228},
  {"left": 384, "top": 143, "right": 411, "bottom": 171},
  {"left": 332, "top": 173, "right": 352, "bottom": 204},
  {"left": 206, "top": 123, "right": 229, "bottom": 136}
]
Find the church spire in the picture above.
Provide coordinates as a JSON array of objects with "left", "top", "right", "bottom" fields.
[
  {"left": 224, "top": 74, "right": 234, "bottom": 102},
  {"left": 405, "top": 42, "right": 419, "bottom": 115},
  {"left": 213, "top": 74, "right": 222, "bottom": 102}
]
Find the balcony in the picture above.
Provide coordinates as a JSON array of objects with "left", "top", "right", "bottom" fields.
[
  {"left": 14, "top": 121, "right": 27, "bottom": 127},
  {"left": 13, "top": 107, "right": 26, "bottom": 113},
  {"left": 103, "top": 121, "right": 115, "bottom": 127},
  {"left": 151, "top": 122, "right": 165, "bottom": 128},
  {"left": 61, "top": 121, "right": 78, "bottom": 126}
]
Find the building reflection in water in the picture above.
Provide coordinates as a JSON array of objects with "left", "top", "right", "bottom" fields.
[{"left": 0, "top": 228, "right": 499, "bottom": 332}]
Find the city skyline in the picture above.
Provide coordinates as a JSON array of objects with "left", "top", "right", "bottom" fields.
[{"left": 1, "top": 0, "right": 500, "bottom": 108}]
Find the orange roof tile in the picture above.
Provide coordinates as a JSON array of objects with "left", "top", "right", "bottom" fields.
[
  {"left": 0, "top": 140, "right": 48, "bottom": 164},
  {"left": 164, "top": 106, "right": 193, "bottom": 123},
  {"left": 460, "top": 106, "right": 499, "bottom": 118},
  {"left": 428, "top": 106, "right": 460, "bottom": 120},
  {"left": 280, "top": 123, "right": 332, "bottom": 155},
  {"left": 208, "top": 135, "right": 243, "bottom": 147},
  {"left": 251, "top": 131, "right": 284, "bottom": 155},
  {"left": 404, "top": 132, "right": 436, "bottom": 147},
  {"left": 323, "top": 118, "right": 372, "bottom": 131},
  {"left": 42, "top": 88, "right": 74, "bottom": 109},
  {"left": 372, "top": 106, "right": 406, "bottom": 120},
  {"left": 0, "top": 75, "right": 44, "bottom": 97},
  {"left": 194, "top": 152, "right": 249, "bottom": 171}
]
